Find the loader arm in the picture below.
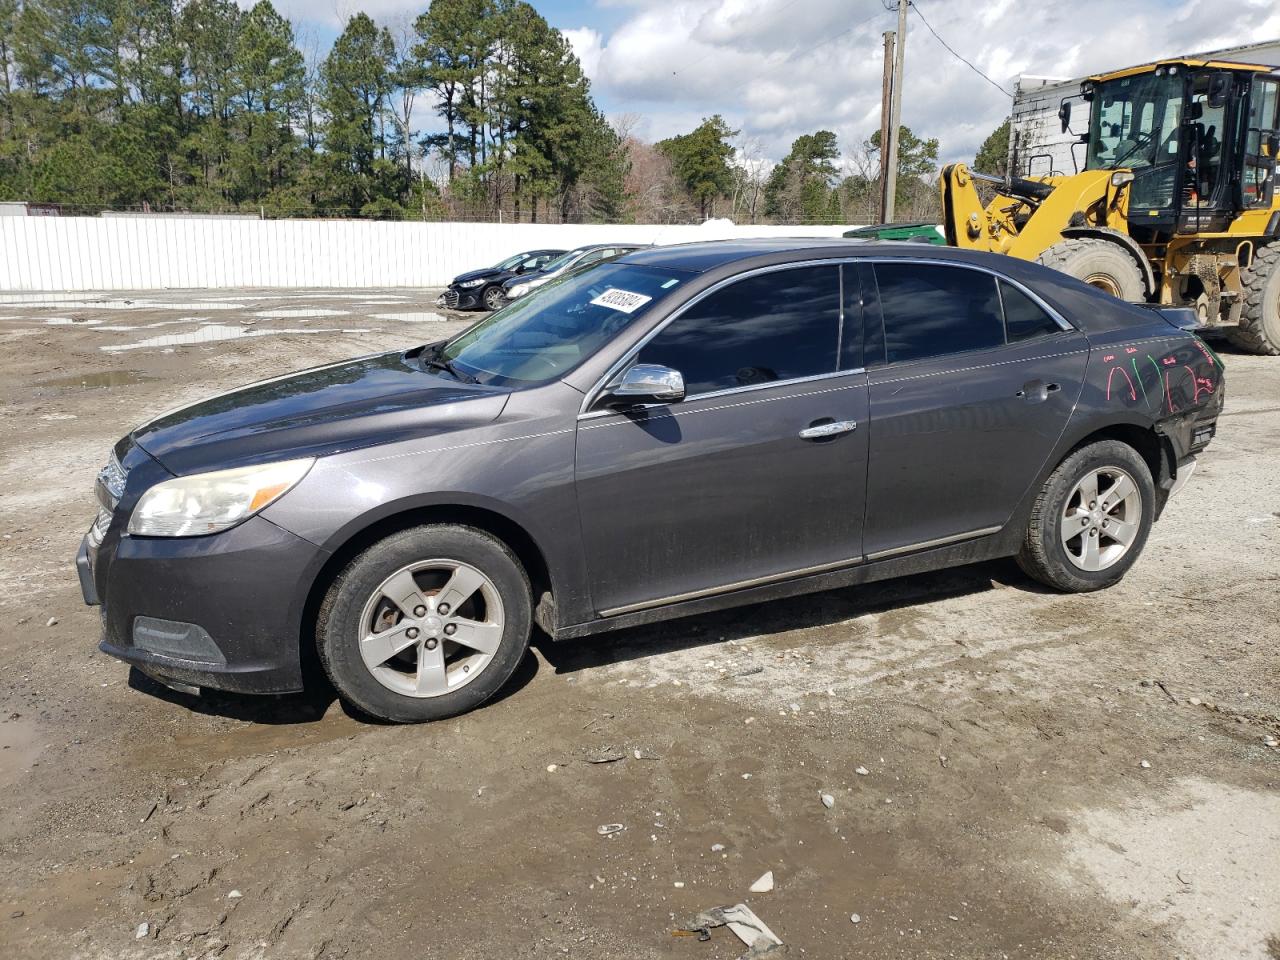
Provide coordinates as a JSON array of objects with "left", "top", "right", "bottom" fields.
[{"left": 940, "top": 163, "right": 1120, "bottom": 261}]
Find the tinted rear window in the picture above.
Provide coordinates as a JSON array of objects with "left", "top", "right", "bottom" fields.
[
  {"left": 1000, "top": 279, "right": 1062, "bottom": 342},
  {"left": 874, "top": 263, "right": 1004, "bottom": 364}
]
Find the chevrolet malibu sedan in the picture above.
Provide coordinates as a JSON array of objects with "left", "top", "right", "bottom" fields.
[{"left": 78, "top": 240, "right": 1224, "bottom": 723}]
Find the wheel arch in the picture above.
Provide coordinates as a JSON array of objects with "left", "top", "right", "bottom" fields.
[
  {"left": 297, "top": 500, "right": 559, "bottom": 685},
  {"left": 1059, "top": 227, "right": 1156, "bottom": 299},
  {"left": 1047, "top": 418, "right": 1176, "bottom": 517}
]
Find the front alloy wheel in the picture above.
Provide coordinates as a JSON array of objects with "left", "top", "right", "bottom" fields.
[
  {"left": 482, "top": 285, "right": 505, "bottom": 311},
  {"left": 318, "top": 525, "right": 532, "bottom": 722},
  {"left": 358, "top": 560, "right": 504, "bottom": 698}
]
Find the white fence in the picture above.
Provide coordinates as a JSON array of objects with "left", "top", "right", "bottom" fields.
[{"left": 0, "top": 216, "right": 858, "bottom": 291}]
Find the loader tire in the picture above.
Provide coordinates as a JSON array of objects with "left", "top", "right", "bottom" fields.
[
  {"left": 1037, "top": 238, "right": 1146, "bottom": 302},
  {"left": 1229, "top": 242, "right": 1280, "bottom": 356}
]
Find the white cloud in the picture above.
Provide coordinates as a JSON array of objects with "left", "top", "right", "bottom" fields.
[
  {"left": 571, "top": 0, "right": 1280, "bottom": 166},
  {"left": 564, "top": 26, "right": 605, "bottom": 80}
]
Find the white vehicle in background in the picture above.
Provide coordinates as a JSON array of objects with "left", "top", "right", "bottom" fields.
[{"left": 501, "top": 243, "right": 651, "bottom": 301}]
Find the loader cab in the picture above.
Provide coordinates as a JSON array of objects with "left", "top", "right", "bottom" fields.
[{"left": 1083, "top": 62, "right": 1280, "bottom": 238}]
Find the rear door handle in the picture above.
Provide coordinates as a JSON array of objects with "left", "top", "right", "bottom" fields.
[
  {"left": 1016, "top": 380, "right": 1061, "bottom": 402},
  {"left": 799, "top": 419, "right": 857, "bottom": 440}
]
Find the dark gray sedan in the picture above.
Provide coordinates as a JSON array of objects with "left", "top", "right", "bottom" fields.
[{"left": 78, "top": 240, "right": 1224, "bottom": 722}]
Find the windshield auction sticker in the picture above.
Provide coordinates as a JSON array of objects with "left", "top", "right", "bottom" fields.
[{"left": 590, "top": 288, "right": 653, "bottom": 314}]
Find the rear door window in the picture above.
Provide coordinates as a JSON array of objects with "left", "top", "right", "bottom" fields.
[
  {"left": 999, "top": 280, "right": 1063, "bottom": 342},
  {"left": 872, "top": 263, "right": 1004, "bottom": 364},
  {"left": 637, "top": 265, "right": 840, "bottom": 395}
]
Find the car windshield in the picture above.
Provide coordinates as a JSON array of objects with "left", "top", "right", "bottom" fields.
[
  {"left": 492, "top": 252, "right": 529, "bottom": 271},
  {"left": 441, "top": 263, "right": 690, "bottom": 386},
  {"left": 539, "top": 249, "right": 585, "bottom": 273}
]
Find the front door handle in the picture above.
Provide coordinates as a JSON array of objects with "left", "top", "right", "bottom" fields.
[{"left": 799, "top": 419, "right": 857, "bottom": 440}]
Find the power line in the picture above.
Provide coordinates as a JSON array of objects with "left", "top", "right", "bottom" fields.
[{"left": 909, "top": 0, "right": 1013, "bottom": 98}]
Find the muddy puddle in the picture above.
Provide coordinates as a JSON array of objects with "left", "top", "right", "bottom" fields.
[
  {"left": 37, "top": 370, "right": 156, "bottom": 389},
  {"left": 100, "top": 324, "right": 368, "bottom": 352},
  {"left": 370, "top": 311, "right": 449, "bottom": 323},
  {"left": 0, "top": 718, "right": 44, "bottom": 791}
]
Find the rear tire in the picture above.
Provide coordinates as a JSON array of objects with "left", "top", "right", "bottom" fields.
[
  {"left": 317, "top": 525, "right": 532, "bottom": 723},
  {"left": 1229, "top": 242, "right": 1280, "bottom": 356},
  {"left": 1037, "top": 238, "right": 1146, "bottom": 302},
  {"left": 1017, "top": 440, "right": 1155, "bottom": 592}
]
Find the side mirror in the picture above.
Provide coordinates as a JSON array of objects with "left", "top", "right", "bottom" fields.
[
  {"left": 1058, "top": 99, "right": 1072, "bottom": 134},
  {"left": 1208, "top": 73, "right": 1230, "bottom": 109},
  {"left": 604, "top": 364, "right": 685, "bottom": 407}
]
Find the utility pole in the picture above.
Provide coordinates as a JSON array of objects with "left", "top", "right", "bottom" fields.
[
  {"left": 878, "top": 31, "right": 895, "bottom": 224},
  {"left": 884, "top": 0, "right": 908, "bottom": 223}
]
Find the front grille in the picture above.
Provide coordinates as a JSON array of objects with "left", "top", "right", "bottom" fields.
[{"left": 438, "top": 289, "right": 461, "bottom": 309}]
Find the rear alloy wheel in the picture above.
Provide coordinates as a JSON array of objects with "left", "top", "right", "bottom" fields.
[
  {"left": 1037, "top": 238, "right": 1146, "bottom": 302},
  {"left": 1058, "top": 466, "right": 1143, "bottom": 572},
  {"left": 317, "top": 525, "right": 531, "bottom": 722},
  {"left": 1017, "top": 440, "right": 1155, "bottom": 592},
  {"left": 482, "top": 285, "right": 506, "bottom": 311}
]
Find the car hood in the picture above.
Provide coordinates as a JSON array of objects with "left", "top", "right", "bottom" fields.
[
  {"left": 131, "top": 347, "right": 508, "bottom": 476},
  {"left": 450, "top": 267, "right": 504, "bottom": 286}
]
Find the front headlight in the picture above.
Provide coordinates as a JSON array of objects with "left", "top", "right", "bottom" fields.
[
  {"left": 507, "top": 283, "right": 531, "bottom": 298},
  {"left": 458, "top": 278, "right": 486, "bottom": 288},
  {"left": 128, "top": 458, "right": 314, "bottom": 537}
]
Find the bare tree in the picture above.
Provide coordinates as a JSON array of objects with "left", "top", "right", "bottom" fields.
[
  {"left": 386, "top": 16, "right": 422, "bottom": 182},
  {"left": 730, "top": 134, "right": 769, "bottom": 224},
  {"left": 296, "top": 27, "right": 325, "bottom": 153}
]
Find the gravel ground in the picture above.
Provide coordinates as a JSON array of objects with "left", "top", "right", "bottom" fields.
[{"left": 0, "top": 288, "right": 1277, "bottom": 960}]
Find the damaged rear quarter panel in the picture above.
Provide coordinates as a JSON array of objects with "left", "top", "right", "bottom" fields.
[{"left": 1074, "top": 322, "right": 1225, "bottom": 466}]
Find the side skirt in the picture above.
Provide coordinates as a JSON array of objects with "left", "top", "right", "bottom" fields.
[{"left": 552, "top": 527, "right": 1019, "bottom": 641}]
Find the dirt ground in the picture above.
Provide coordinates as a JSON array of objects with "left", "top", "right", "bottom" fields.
[{"left": 0, "top": 288, "right": 1277, "bottom": 960}]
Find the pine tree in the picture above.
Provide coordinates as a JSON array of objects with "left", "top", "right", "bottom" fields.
[
  {"left": 230, "top": 1, "right": 304, "bottom": 204},
  {"left": 764, "top": 130, "right": 840, "bottom": 223},
  {"left": 320, "top": 12, "right": 399, "bottom": 215},
  {"left": 657, "top": 115, "right": 737, "bottom": 220},
  {"left": 973, "top": 118, "right": 1010, "bottom": 176}
]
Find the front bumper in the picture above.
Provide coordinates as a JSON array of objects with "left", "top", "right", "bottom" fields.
[
  {"left": 436, "top": 288, "right": 480, "bottom": 310},
  {"left": 80, "top": 515, "right": 327, "bottom": 695}
]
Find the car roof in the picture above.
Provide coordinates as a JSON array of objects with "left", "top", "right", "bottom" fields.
[
  {"left": 573, "top": 242, "right": 651, "bottom": 253},
  {"left": 618, "top": 237, "right": 1157, "bottom": 334},
  {"left": 619, "top": 237, "right": 982, "bottom": 271}
]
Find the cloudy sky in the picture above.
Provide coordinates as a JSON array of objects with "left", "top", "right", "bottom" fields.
[{"left": 267, "top": 0, "right": 1280, "bottom": 167}]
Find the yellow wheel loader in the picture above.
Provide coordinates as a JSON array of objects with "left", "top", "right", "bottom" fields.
[{"left": 941, "top": 58, "right": 1280, "bottom": 354}]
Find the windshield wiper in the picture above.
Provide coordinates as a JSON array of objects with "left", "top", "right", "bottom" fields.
[{"left": 422, "top": 345, "right": 478, "bottom": 384}]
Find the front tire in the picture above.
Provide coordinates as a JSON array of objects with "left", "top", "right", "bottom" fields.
[
  {"left": 1037, "top": 238, "right": 1146, "bottom": 302},
  {"left": 482, "top": 285, "right": 506, "bottom": 311},
  {"left": 1017, "top": 440, "right": 1155, "bottom": 592},
  {"left": 317, "top": 525, "right": 532, "bottom": 722}
]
